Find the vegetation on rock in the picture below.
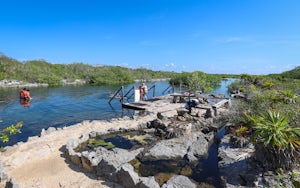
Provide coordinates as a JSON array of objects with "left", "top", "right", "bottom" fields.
[
  {"left": 227, "top": 72, "right": 300, "bottom": 171},
  {"left": 88, "top": 138, "right": 115, "bottom": 149}
]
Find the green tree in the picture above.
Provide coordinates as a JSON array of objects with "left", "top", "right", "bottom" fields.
[{"left": 169, "top": 71, "right": 221, "bottom": 93}]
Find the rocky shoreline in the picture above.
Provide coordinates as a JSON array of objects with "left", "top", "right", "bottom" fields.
[
  {"left": 0, "top": 79, "right": 90, "bottom": 88},
  {"left": 0, "top": 79, "right": 49, "bottom": 88},
  {"left": 0, "top": 78, "right": 170, "bottom": 89},
  {"left": 0, "top": 94, "right": 299, "bottom": 188}
]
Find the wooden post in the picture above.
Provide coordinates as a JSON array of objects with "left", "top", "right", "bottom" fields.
[
  {"left": 172, "top": 82, "right": 175, "bottom": 93},
  {"left": 121, "top": 86, "right": 124, "bottom": 104},
  {"left": 180, "top": 82, "right": 181, "bottom": 93}
]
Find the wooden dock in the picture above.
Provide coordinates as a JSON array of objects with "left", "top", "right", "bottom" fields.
[
  {"left": 212, "top": 99, "right": 230, "bottom": 108},
  {"left": 122, "top": 102, "right": 147, "bottom": 110}
]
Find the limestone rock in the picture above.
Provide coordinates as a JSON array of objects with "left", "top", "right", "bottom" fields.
[
  {"left": 115, "top": 163, "right": 140, "bottom": 188},
  {"left": 95, "top": 147, "right": 143, "bottom": 177},
  {"left": 0, "top": 162, "right": 7, "bottom": 182},
  {"left": 161, "top": 175, "right": 196, "bottom": 188},
  {"left": 137, "top": 176, "right": 160, "bottom": 188},
  {"left": 5, "top": 177, "right": 19, "bottom": 188},
  {"left": 143, "top": 132, "right": 209, "bottom": 162}
]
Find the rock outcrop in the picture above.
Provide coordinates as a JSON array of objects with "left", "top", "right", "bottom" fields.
[{"left": 65, "top": 100, "right": 227, "bottom": 188}]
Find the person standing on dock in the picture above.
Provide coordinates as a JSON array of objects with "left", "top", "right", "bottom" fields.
[{"left": 140, "top": 83, "right": 148, "bottom": 101}]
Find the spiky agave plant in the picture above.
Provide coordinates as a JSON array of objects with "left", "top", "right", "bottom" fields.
[
  {"left": 281, "top": 90, "right": 297, "bottom": 104},
  {"left": 246, "top": 110, "right": 300, "bottom": 170}
]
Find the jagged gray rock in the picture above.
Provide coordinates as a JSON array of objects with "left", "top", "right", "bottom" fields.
[
  {"left": 143, "top": 132, "right": 209, "bottom": 162},
  {"left": 92, "top": 147, "right": 143, "bottom": 178},
  {"left": 137, "top": 176, "right": 160, "bottom": 188},
  {"left": 115, "top": 163, "right": 140, "bottom": 188},
  {"left": 5, "top": 177, "right": 19, "bottom": 188},
  {"left": 0, "top": 162, "right": 8, "bottom": 182},
  {"left": 218, "top": 134, "right": 256, "bottom": 187},
  {"left": 161, "top": 175, "right": 196, "bottom": 188}
]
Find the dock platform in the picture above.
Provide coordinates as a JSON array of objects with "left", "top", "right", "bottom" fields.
[{"left": 122, "top": 102, "right": 147, "bottom": 110}]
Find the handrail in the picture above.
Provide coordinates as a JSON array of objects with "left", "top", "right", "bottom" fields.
[
  {"left": 162, "top": 85, "right": 171, "bottom": 94},
  {"left": 108, "top": 86, "right": 123, "bottom": 104},
  {"left": 109, "top": 83, "right": 156, "bottom": 105},
  {"left": 124, "top": 86, "right": 134, "bottom": 99},
  {"left": 127, "top": 93, "right": 134, "bottom": 102},
  {"left": 148, "top": 84, "right": 156, "bottom": 98}
]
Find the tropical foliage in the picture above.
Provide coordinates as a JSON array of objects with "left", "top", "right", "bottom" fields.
[
  {"left": 169, "top": 71, "right": 222, "bottom": 93},
  {"left": 245, "top": 110, "right": 300, "bottom": 170},
  {"left": 249, "top": 111, "right": 300, "bottom": 149},
  {"left": 227, "top": 73, "right": 300, "bottom": 171},
  {"left": 0, "top": 121, "right": 23, "bottom": 151},
  {"left": 0, "top": 54, "right": 178, "bottom": 86},
  {"left": 0, "top": 122, "right": 23, "bottom": 143}
]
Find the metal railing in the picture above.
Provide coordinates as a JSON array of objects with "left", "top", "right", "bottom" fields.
[{"left": 108, "top": 84, "right": 156, "bottom": 105}]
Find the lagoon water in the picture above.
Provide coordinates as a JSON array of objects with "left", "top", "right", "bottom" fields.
[{"left": 0, "top": 80, "right": 234, "bottom": 146}]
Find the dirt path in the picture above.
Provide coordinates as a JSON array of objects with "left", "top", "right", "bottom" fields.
[{"left": 0, "top": 97, "right": 183, "bottom": 188}]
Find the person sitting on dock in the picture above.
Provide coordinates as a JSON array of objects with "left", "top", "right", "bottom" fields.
[{"left": 185, "top": 98, "right": 199, "bottom": 112}]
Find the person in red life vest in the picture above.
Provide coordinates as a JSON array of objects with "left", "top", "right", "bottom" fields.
[
  {"left": 19, "top": 88, "right": 31, "bottom": 107},
  {"left": 24, "top": 89, "right": 32, "bottom": 101},
  {"left": 19, "top": 88, "right": 26, "bottom": 99},
  {"left": 19, "top": 88, "right": 32, "bottom": 101}
]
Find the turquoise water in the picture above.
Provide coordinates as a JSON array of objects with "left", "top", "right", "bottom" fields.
[
  {"left": 0, "top": 80, "right": 234, "bottom": 146},
  {"left": 0, "top": 81, "right": 171, "bottom": 146}
]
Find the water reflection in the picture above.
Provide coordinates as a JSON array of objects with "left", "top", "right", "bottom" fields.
[
  {"left": 19, "top": 99, "right": 31, "bottom": 107},
  {"left": 0, "top": 80, "right": 233, "bottom": 147}
]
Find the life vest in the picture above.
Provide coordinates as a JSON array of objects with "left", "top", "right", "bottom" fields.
[
  {"left": 20, "top": 90, "right": 25, "bottom": 99},
  {"left": 23, "top": 90, "right": 31, "bottom": 100}
]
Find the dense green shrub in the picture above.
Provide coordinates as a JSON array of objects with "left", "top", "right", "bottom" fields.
[{"left": 169, "top": 71, "right": 221, "bottom": 93}]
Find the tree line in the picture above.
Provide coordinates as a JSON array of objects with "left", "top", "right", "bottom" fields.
[
  {"left": 0, "top": 55, "right": 178, "bottom": 86},
  {"left": 0, "top": 54, "right": 235, "bottom": 93}
]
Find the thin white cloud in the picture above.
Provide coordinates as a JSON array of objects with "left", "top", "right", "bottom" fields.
[
  {"left": 255, "top": 39, "right": 300, "bottom": 46},
  {"left": 136, "top": 64, "right": 150, "bottom": 69},
  {"left": 117, "top": 63, "right": 129, "bottom": 66},
  {"left": 103, "top": 36, "right": 113, "bottom": 40},
  {"left": 158, "top": 62, "right": 177, "bottom": 71},
  {"left": 139, "top": 40, "right": 160, "bottom": 46},
  {"left": 225, "top": 37, "right": 244, "bottom": 43},
  {"left": 284, "top": 64, "right": 299, "bottom": 69},
  {"left": 217, "top": 36, "right": 252, "bottom": 44},
  {"left": 165, "top": 63, "right": 175, "bottom": 67},
  {"left": 185, "top": 30, "right": 211, "bottom": 41}
]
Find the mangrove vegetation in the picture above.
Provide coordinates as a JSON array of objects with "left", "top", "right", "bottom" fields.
[
  {"left": 0, "top": 54, "right": 178, "bottom": 86},
  {"left": 227, "top": 73, "right": 300, "bottom": 172}
]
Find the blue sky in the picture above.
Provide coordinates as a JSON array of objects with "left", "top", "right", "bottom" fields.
[{"left": 0, "top": 0, "right": 299, "bottom": 74}]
